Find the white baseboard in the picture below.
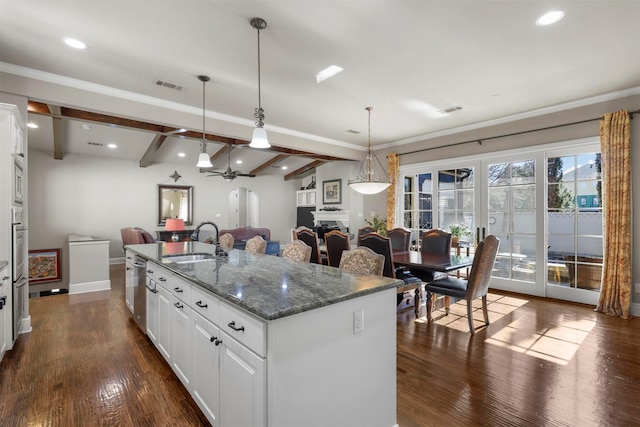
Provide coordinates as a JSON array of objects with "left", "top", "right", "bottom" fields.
[{"left": 69, "top": 280, "right": 111, "bottom": 295}]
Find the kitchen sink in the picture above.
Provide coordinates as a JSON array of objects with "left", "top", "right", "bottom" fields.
[{"left": 162, "top": 252, "right": 217, "bottom": 264}]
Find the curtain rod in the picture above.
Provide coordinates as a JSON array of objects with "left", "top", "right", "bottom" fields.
[{"left": 399, "top": 108, "right": 640, "bottom": 156}]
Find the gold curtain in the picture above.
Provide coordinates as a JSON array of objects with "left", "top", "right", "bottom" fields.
[
  {"left": 595, "top": 110, "right": 631, "bottom": 318},
  {"left": 386, "top": 153, "right": 399, "bottom": 229}
]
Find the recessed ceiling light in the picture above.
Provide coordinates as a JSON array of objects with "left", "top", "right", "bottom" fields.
[
  {"left": 281, "top": 166, "right": 288, "bottom": 170},
  {"left": 536, "top": 11, "right": 564, "bottom": 26},
  {"left": 27, "top": 122, "right": 39, "bottom": 129},
  {"left": 178, "top": 152, "right": 186, "bottom": 157},
  {"left": 236, "top": 160, "right": 243, "bottom": 164},
  {"left": 81, "top": 124, "right": 92, "bottom": 130},
  {"left": 316, "top": 65, "right": 343, "bottom": 83},
  {"left": 107, "top": 143, "right": 117, "bottom": 149},
  {"left": 63, "top": 37, "right": 88, "bottom": 49}
]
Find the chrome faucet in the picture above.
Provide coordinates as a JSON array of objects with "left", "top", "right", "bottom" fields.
[{"left": 191, "top": 221, "right": 227, "bottom": 256}]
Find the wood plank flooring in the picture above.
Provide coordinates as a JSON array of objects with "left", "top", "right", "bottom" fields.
[{"left": 1, "top": 264, "right": 639, "bottom": 426}]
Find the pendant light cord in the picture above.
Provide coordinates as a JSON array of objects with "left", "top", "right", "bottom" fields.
[{"left": 257, "top": 27, "right": 262, "bottom": 112}]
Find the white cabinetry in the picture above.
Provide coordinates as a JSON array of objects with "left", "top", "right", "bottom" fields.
[
  {"left": 124, "top": 255, "right": 135, "bottom": 313},
  {"left": 296, "top": 189, "right": 316, "bottom": 207},
  {"left": 0, "top": 266, "right": 10, "bottom": 360},
  {"left": 191, "top": 313, "right": 221, "bottom": 424}
]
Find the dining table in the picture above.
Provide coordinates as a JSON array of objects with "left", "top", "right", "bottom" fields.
[{"left": 392, "top": 250, "right": 475, "bottom": 315}]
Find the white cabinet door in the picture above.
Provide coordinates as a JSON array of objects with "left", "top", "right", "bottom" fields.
[
  {"left": 124, "top": 261, "right": 134, "bottom": 314},
  {"left": 172, "top": 299, "right": 192, "bottom": 389},
  {"left": 191, "top": 313, "right": 221, "bottom": 425},
  {"left": 219, "top": 331, "right": 266, "bottom": 427},
  {"left": 146, "top": 279, "right": 158, "bottom": 345},
  {"left": 0, "top": 268, "right": 9, "bottom": 358},
  {"left": 156, "top": 284, "right": 173, "bottom": 363}
]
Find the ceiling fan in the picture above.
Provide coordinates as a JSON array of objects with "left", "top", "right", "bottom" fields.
[{"left": 207, "top": 144, "right": 256, "bottom": 182}]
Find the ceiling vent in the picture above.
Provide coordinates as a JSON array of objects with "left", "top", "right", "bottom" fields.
[{"left": 154, "top": 80, "right": 184, "bottom": 91}]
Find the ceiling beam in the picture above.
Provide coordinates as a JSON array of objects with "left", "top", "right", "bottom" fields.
[
  {"left": 284, "top": 160, "right": 326, "bottom": 181},
  {"left": 139, "top": 134, "right": 168, "bottom": 168},
  {"left": 250, "top": 154, "right": 289, "bottom": 175}
]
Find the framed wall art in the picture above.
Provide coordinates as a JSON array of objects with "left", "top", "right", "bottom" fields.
[
  {"left": 322, "top": 179, "right": 342, "bottom": 204},
  {"left": 28, "top": 248, "right": 62, "bottom": 284}
]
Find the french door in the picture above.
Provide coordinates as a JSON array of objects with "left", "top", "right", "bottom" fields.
[{"left": 398, "top": 138, "right": 602, "bottom": 304}]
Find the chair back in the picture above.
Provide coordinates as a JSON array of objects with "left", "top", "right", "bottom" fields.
[
  {"left": 245, "top": 235, "right": 267, "bottom": 254},
  {"left": 218, "top": 233, "right": 235, "bottom": 250},
  {"left": 421, "top": 228, "right": 452, "bottom": 255},
  {"left": 358, "top": 233, "right": 395, "bottom": 279},
  {"left": 339, "top": 247, "right": 384, "bottom": 276},
  {"left": 121, "top": 227, "right": 145, "bottom": 250},
  {"left": 465, "top": 235, "right": 500, "bottom": 300},
  {"left": 282, "top": 240, "right": 312, "bottom": 262},
  {"left": 357, "top": 227, "right": 376, "bottom": 245},
  {"left": 293, "top": 227, "right": 322, "bottom": 264},
  {"left": 387, "top": 228, "right": 411, "bottom": 251},
  {"left": 324, "top": 230, "right": 350, "bottom": 268}
]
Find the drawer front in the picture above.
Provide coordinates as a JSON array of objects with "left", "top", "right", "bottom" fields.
[
  {"left": 191, "top": 286, "right": 220, "bottom": 325},
  {"left": 146, "top": 262, "right": 163, "bottom": 282},
  {"left": 220, "top": 302, "right": 266, "bottom": 357},
  {"left": 170, "top": 276, "right": 192, "bottom": 305}
]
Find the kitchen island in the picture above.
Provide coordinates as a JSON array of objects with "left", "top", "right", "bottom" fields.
[{"left": 126, "top": 241, "right": 401, "bottom": 427}]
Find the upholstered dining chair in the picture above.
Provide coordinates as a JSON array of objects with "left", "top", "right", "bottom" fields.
[
  {"left": 358, "top": 232, "right": 424, "bottom": 315},
  {"left": 412, "top": 228, "right": 453, "bottom": 283},
  {"left": 282, "top": 239, "right": 312, "bottom": 263},
  {"left": 293, "top": 227, "right": 323, "bottom": 264},
  {"left": 339, "top": 247, "right": 384, "bottom": 276},
  {"left": 425, "top": 235, "right": 500, "bottom": 335},
  {"left": 387, "top": 228, "right": 412, "bottom": 252},
  {"left": 356, "top": 226, "right": 376, "bottom": 245},
  {"left": 245, "top": 235, "right": 267, "bottom": 254},
  {"left": 324, "top": 230, "right": 350, "bottom": 268},
  {"left": 218, "top": 233, "right": 235, "bottom": 251}
]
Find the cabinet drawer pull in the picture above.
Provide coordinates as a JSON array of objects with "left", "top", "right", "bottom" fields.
[
  {"left": 151, "top": 288, "right": 158, "bottom": 294},
  {"left": 174, "top": 287, "right": 183, "bottom": 293},
  {"left": 227, "top": 321, "right": 245, "bottom": 332},
  {"left": 147, "top": 269, "right": 154, "bottom": 274},
  {"left": 215, "top": 338, "right": 222, "bottom": 346},
  {"left": 174, "top": 302, "right": 183, "bottom": 309},
  {"left": 209, "top": 335, "right": 222, "bottom": 346},
  {"left": 159, "top": 277, "right": 166, "bottom": 282},
  {"left": 126, "top": 267, "right": 131, "bottom": 271},
  {"left": 195, "top": 300, "right": 208, "bottom": 308}
]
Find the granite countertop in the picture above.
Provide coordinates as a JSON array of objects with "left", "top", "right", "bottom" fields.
[{"left": 126, "top": 242, "right": 401, "bottom": 321}]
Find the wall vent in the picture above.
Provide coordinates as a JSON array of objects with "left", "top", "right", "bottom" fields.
[{"left": 154, "top": 80, "right": 184, "bottom": 91}]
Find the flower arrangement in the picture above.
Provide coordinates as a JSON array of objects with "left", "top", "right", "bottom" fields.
[{"left": 449, "top": 223, "right": 472, "bottom": 239}]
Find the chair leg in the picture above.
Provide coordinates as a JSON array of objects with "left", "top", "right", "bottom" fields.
[
  {"left": 426, "top": 291, "right": 433, "bottom": 321},
  {"left": 413, "top": 288, "right": 420, "bottom": 317},
  {"left": 482, "top": 295, "right": 490, "bottom": 326},
  {"left": 444, "top": 296, "right": 451, "bottom": 315},
  {"left": 466, "top": 299, "right": 475, "bottom": 335}
]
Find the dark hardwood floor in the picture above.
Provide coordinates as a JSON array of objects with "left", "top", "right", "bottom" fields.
[{"left": 1, "top": 265, "right": 638, "bottom": 426}]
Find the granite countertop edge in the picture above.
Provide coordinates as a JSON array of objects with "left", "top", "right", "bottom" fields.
[{"left": 126, "top": 242, "right": 401, "bottom": 321}]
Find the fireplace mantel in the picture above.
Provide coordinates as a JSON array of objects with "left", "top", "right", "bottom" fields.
[{"left": 311, "top": 210, "right": 350, "bottom": 228}]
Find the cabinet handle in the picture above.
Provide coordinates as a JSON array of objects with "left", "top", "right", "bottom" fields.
[
  {"left": 174, "top": 287, "right": 183, "bottom": 293},
  {"left": 0, "top": 296, "right": 6, "bottom": 309},
  {"left": 209, "top": 335, "right": 218, "bottom": 343},
  {"left": 215, "top": 338, "right": 222, "bottom": 346},
  {"left": 147, "top": 269, "right": 154, "bottom": 274},
  {"left": 227, "top": 321, "right": 245, "bottom": 332},
  {"left": 195, "top": 300, "right": 207, "bottom": 308},
  {"left": 2, "top": 276, "right": 9, "bottom": 280},
  {"left": 126, "top": 267, "right": 131, "bottom": 271},
  {"left": 159, "top": 277, "right": 166, "bottom": 282},
  {"left": 126, "top": 256, "right": 132, "bottom": 260},
  {"left": 174, "top": 302, "right": 183, "bottom": 309}
]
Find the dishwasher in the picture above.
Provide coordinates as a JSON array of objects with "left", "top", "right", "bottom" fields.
[{"left": 132, "top": 255, "right": 147, "bottom": 332}]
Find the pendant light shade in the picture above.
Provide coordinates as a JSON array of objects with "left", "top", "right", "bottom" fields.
[
  {"left": 196, "top": 74, "right": 213, "bottom": 168},
  {"left": 348, "top": 107, "right": 391, "bottom": 195},
  {"left": 249, "top": 17, "right": 270, "bottom": 149}
]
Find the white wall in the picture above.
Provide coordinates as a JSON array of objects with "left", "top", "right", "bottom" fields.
[{"left": 27, "top": 150, "right": 301, "bottom": 287}]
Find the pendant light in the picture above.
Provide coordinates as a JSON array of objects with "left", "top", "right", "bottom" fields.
[
  {"left": 348, "top": 107, "right": 391, "bottom": 195},
  {"left": 196, "top": 75, "right": 213, "bottom": 168},
  {"left": 249, "top": 17, "right": 270, "bottom": 149}
]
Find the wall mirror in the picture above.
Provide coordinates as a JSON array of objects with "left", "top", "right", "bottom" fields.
[{"left": 158, "top": 184, "right": 193, "bottom": 226}]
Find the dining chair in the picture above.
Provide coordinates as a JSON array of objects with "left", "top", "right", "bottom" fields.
[
  {"left": 281, "top": 239, "right": 312, "bottom": 263},
  {"left": 387, "top": 228, "right": 411, "bottom": 251},
  {"left": 411, "top": 228, "right": 453, "bottom": 283},
  {"left": 218, "top": 233, "right": 235, "bottom": 251},
  {"left": 293, "top": 227, "right": 323, "bottom": 264},
  {"left": 356, "top": 226, "right": 376, "bottom": 245},
  {"left": 358, "top": 232, "right": 423, "bottom": 315},
  {"left": 245, "top": 235, "right": 267, "bottom": 254},
  {"left": 324, "top": 230, "right": 350, "bottom": 268},
  {"left": 339, "top": 247, "right": 384, "bottom": 276},
  {"left": 425, "top": 235, "right": 500, "bottom": 335}
]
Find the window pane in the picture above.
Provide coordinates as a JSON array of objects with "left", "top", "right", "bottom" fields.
[
  {"left": 439, "top": 190, "right": 454, "bottom": 210},
  {"left": 458, "top": 189, "right": 474, "bottom": 210},
  {"left": 404, "top": 176, "right": 413, "bottom": 193},
  {"left": 548, "top": 183, "right": 575, "bottom": 210},
  {"left": 577, "top": 212, "right": 602, "bottom": 235},
  {"left": 418, "top": 173, "right": 432, "bottom": 192},
  {"left": 438, "top": 170, "right": 455, "bottom": 190},
  {"left": 512, "top": 160, "right": 535, "bottom": 185},
  {"left": 576, "top": 153, "right": 601, "bottom": 180},
  {"left": 488, "top": 163, "right": 510, "bottom": 187},
  {"left": 548, "top": 233, "right": 575, "bottom": 259},
  {"left": 513, "top": 211, "right": 535, "bottom": 233},
  {"left": 578, "top": 236, "right": 603, "bottom": 259},
  {"left": 548, "top": 156, "right": 575, "bottom": 183},
  {"left": 489, "top": 187, "right": 509, "bottom": 210},
  {"left": 513, "top": 185, "right": 535, "bottom": 210},
  {"left": 489, "top": 212, "right": 509, "bottom": 233},
  {"left": 456, "top": 168, "right": 474, "bottom": 189}
]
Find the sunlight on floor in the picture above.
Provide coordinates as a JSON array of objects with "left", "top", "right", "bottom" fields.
[{"left": 414, "top": 293, "right": 597, "bottom": 365}]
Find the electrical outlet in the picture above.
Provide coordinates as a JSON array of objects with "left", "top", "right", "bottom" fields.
[{"left": 353, "top": 309, "right": 364, "bottom": 334}]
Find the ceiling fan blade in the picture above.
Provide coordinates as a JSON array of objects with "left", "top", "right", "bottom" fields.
[
  {"left": 206, "top": 171, "right": 224, "bottom": 176},
  {"left": 236, "top": 172, "right": 256, "bottom": 177}
]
